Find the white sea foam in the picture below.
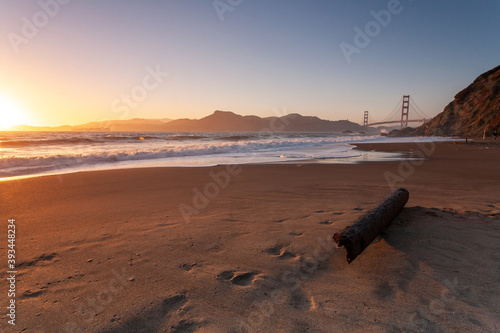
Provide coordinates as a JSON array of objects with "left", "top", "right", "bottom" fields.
[{"left": 0, "top": 131, "right": 456, "bottom": 179}]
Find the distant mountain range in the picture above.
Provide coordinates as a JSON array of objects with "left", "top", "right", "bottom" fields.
[
  {"left": 12, "top": 112, "right": 391, "bottom": 133},
  {"left": 160, "top": 111, "right": 379, "bottom": 133},
  {"left": 392, "top": 65, "right": 500, "bottom": 137},
  {"left": 12, "top": 118, "right": 172, "bottom": 132}
]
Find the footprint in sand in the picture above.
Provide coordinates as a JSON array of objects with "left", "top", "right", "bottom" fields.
[
  {"left": 290, "top": 290, "right": 313, "bottom": 310},
  {"left": 103, "top": 292, "right": 196, "bottom": 333},
  {"left": 18, "top": 253, "right": 59, "bottom": 267},
  {"left": 264, "top": 246, "right": 282, "bottom": 256},
  {"left": 22, "top": 289, "right": 46, "bottom": 299},
  {"left": 231, "top": 272, "right": 257, "bottom": 286},
  {"left": 170, "top": 319, "right": 200, "bottom": 333},
  {"left": 217, "top": 271, "right": 259, "bottom": 286},
  {"left": 179, "top": 262, "right": 197, "bottom": 271},
  {"left": 278, "top": 251, "right": 297, "bottom": 260},
  {"left": 263, "top": 246, "right": 297, "bottom": 260},
  {"left": 217, "top": 270, "right": 235, "bottom": 281}
]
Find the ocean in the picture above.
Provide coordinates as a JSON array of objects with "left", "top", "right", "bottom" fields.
[{"left": 0, "top": 131, "right": 450, "bottom": 180}]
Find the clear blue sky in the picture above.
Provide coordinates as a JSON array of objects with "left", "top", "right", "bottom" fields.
[{"left": 1, "top": 0, "right": 499, "bottom": 126}]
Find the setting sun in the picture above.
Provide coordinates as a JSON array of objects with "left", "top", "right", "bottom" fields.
[{"left": 0, "top": 95, "right": 29, "bottom": 130}]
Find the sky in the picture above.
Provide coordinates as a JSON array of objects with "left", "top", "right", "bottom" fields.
[{"left": 0, "top": 0, "right": 499, "bottom": 127}]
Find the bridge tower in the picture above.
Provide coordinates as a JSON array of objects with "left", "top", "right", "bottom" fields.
[
  {"left": 400, "top": 95, "right": 410, "bottom": 128},
  {"left": 363, "top": 111, "right": 369, "bottom": 126}
]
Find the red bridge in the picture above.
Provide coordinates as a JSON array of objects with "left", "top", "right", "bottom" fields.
[{"left": 362, "top": 95, "right": 431, "bottom": 129}]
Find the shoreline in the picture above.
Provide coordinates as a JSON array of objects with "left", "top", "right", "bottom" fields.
[
  {"left": 1, "top": 141, "right": 499, "bottom": 332},
  {"left": 0, "top": 148, "right": 405, "bottom": 183},
  {"left": 0, "top": 136, "right": 464, "bottom": 182}
]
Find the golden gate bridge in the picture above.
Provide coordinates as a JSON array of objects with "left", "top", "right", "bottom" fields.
[{"left": 362, "top": 95, "right": 431, "bottom": 129}]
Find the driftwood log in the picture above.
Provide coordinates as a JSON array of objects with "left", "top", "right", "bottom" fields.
[{"left": 333, "top": 188, "right": 409, "bottom": 263}]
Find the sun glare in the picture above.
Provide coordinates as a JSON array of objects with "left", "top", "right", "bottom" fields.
[{"left": 0, "top": 95, "right": 29, "bottom": 130}]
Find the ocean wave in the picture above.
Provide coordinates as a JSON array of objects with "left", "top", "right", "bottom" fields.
[
  {"left": 0, "top": 133, "right": 457, "bottom": 179},
  {"left": 0, "top": 133, "right": 258, "bottom": 148},
  {"left": 168, "top": 134, "right": 208, "bottom": 140},
  {"left": 0, "top": 138, "right": 97, "bottom": 148},
  {"left": 0, "top": 135, "right": 365, "bottom": 176},
  {"left": 3, "top": 132, "right": 456, "bottom": 178}
]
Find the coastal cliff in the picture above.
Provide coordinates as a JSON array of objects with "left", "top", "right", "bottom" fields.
[{"left": 393, "top": 65, "right": 500, "bottom": 137}]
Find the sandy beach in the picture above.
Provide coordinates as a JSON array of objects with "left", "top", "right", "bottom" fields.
[{"left": 1, "top": 141, "right": 499, "bottom": 332}]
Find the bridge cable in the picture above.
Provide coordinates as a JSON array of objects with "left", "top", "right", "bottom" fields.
[
  {"left": 381, "top": 96, "right": 403, "bottom": 123},
  {"left": 409, "top": 103, "right": 428, "bottom": 120},
  {"left": 368, "top": 113, "right": 379, "bottom": 124},
  {"left": 385, "top": 97, "right": 404, "bottom": 122},
  {"left": 410, "top": 97, "right": 430, "bottom": 119},
  {"left": 409, "top": 105, "right": 425, "bottom": 119}
]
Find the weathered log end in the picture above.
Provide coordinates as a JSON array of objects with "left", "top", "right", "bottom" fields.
[
  {"left": 333, "top": 231, "right": 360, "bottom": 263},
  {"left": 333, "top": 188, "right": 409, "bottom": 263}
]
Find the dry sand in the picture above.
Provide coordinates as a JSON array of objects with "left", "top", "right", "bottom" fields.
[{"left": 1, "top": 141, "right": 499, "bottom": 332}]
